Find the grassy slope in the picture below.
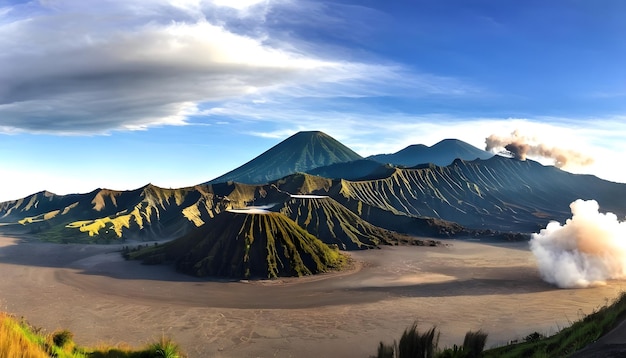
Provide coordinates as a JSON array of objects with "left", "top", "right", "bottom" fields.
[
  {"left": 0, "top": 184, "right": 230, "bottom": 243},
  {"left": 0, "top": 312, "right": 185, "bottom": 358},
  {"left": 279, "top": 196, "right": 418, "bottom": 249},
  {"left": 128, "top": 211, "right": 348, "bottom": 279},
  {"left": 374, "top": 292, "right": 626, "bottom": 358},
  {"left": 3, "top": 290, "right": 625, "bottom": 358},
  {"left": 483, "top": 292, "right": 626, "bottom": 357}
]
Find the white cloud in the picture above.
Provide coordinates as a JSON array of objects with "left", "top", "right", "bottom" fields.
[
  {"left": 0, "top": 0, "right": 478, "bottom": 135},
  {"left": 199, "top": 99, "right": 626, "bottom": 184},
  {"left": 212, "top": 0, "right": 268, "bottom": 11}
]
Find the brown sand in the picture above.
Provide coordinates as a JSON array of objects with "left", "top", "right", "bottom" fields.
[{"left": 0, "top": 235, "right": 624, "bottom": 357}]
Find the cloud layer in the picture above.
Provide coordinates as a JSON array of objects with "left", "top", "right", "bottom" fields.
[
  {"left": 0, "top": 1, "right": 316, "bottom": 132},
  {"left": 0, "top": 0, "right": 472, "bottom": 134}
]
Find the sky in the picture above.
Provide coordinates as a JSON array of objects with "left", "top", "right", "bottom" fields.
[{"left": 1, "top": 0, "right": 625, "bottom": 202}]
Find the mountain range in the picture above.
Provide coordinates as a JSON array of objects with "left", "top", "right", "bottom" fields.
[
  {"left": 367, "top": 138, "right": 493, "bottom": 167},
  {"left": 1, "top": 130, "right": 624, "bottom": 278}
]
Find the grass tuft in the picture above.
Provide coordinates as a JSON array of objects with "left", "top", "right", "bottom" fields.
[
  {"left": 0, "top": 312, "right": 186, "bottom": 358},
  {"left": 149, "top": 334, "right": 182, "bottom": 358},
  {"left": 53, "top": 329, "right": 74, "bottom": 348},
  {"left": 374, "top": 321, "right": 440, "bottom": 358}
]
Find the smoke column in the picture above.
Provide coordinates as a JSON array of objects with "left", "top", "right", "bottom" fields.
[
  {"left": 485, "top": 130, "right": 594, "bottom": 168},
  {"left": 530, "top": 199, "right": 626, "bottom": 288}
]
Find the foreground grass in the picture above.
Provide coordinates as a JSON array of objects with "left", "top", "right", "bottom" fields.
[
  {"left": 5, "top": 291, "right": 626, "bottom": 358},
  {"left": 484, "top": 291, "right": 626, "bottom": 358},
  {"left": 0, "top": 312, "right": 185, "bottom": 358},
  {"left": 375, "top": 292, "right": 626, "bottom": 358},
  {"left": 374, "top": 323, "right": 487, "bottom": 358}
]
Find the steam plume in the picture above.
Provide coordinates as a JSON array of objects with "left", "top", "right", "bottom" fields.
[
  {"left": 485, "top": 130, "right": 594, "bottom": 168},
  {"left": 530, "top": 199, "right": 626, "bottom": 288}
]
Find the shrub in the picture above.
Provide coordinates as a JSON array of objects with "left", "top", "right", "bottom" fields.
[
  {"left": 462, "top": 330, "right": 488, "bottom": 358},
  {"left": 374, "top": 321, "right": 440, "bottom": 358},
  {"left": 524, "top": 331, "right": 545, "bottom": 343},
  {"left": 52, "top": 329, "right": 74, "bottom": 348},
  {"left": 397, "top": 323, "right": 439, "bottom": 358}
]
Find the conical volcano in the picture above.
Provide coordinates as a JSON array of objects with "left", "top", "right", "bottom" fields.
[
  {"left": 130, "top": 211, "right": 345, "bottom": 278},
  {"left": 207, "top": 131, "right": 363, "bottom": 185}
]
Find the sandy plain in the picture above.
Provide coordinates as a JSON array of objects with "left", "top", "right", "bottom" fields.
[{"left": 0, "top": 235, "right": 624, "bottom": 358}]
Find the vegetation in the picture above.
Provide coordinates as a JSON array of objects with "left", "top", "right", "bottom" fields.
[
  {"left": 373, "top": 322, "right": 485, "bottom": 358},
  {"left": 127, "top": 212, "right": 349, "bottom": 279},
  {"left": 3, "top": 292, "right": 626, "bottom": 358},
  {"left": 0, "top": 312, "right": 185, "bottom": 358},
  {"left": 375, "top": 292, "right": 626, "bottom": 358},
  {"left": 280, "top": 195, "right": 414, "bottom": 249},
  {"left": 396, "top": 323, "right": 439, "bottom": 358},
  {"left": 484, "top": 292, "right": 626, "bottom": 357}
]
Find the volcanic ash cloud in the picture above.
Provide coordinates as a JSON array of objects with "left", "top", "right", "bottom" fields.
[
  {"left": 485, "top": 130, "right": 594, "bottom": 168},
  {"left": 530, "top": 199, "right": 626, "bottom": 288}
]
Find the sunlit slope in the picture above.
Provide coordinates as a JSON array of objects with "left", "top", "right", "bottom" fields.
[
  {"left": 3, "top": 152, "right": 624, "bottom": 243},
  {"left": 279, "top": 196, "right": 406, "bottom": 249},
  {"left": 0, "top": 184, "right": 229, "bottom": 241},
  {"left": 130, "top": 211, "right": 345, "bottom": 278},
  {"left": 206, "top": 175, "right": 420, "bottom": 248},
  {"left": 368, "top": 138, "right": 493, "bottom": 167},
  {"left": 207, "top": 131, "right": 363, "bottom": 185},
  {"left": 259, "top": 173, "right": 473, "bottom": 238},
  {"left": 335, "top": 156, "right": 626, "bottom": 231}
]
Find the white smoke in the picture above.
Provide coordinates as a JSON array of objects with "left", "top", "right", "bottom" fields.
[{"left": 530, "top": 199, "right": 626, "bottom": 288}]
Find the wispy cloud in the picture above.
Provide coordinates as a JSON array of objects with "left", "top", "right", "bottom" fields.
[
  {"left": 198, "top": 97, "right": 626, "bottom": 183},
  {"left": 0, "top": 0, "right": 480, "bottom": 135}
]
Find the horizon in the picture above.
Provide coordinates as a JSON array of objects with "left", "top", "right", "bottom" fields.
[
  {"left": 0, "top": 131, "right": 621, "bottom": 202},
  {"left": 1, "top": 0, "right": 625, "bottom": 201}
]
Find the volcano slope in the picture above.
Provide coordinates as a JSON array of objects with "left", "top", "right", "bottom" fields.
[
  {"left": 128, "top": 211, "right": 346, "bottom": 279},
  {"left": 207, "top": 131, "right": 363, "bottom": 185},
  {"left": 2, "top": 128, "right": 625, "bottom": 250},
  {"left": 0, "top": 173, "right": 438, "bottom": 256},
  {"left": 277, "top": 195, "right": 433, "bottom": 250},
  {"left": 2, "top": 154, "right": 624, "bottom": 246},
  {"left": 284, "top": 156, "right": 626, "bottom": 234},
  {"left": 0, "top": 184, "right": 229, "bottom": 242}
]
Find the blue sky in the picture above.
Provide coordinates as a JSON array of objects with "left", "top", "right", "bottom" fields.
[{"left": 1, "top": 0, "right": 625, "bottom": 202}]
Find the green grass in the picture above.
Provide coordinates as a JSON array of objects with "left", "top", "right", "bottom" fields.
[
  {"left": 375, "top": 292, "right": 626, "bottom": 358},
  {"left": 5, "top": 288, "right": 626, "bottom": 358},
  {"left": 0, "top": 312, "right": 186, "bottom": 358},
  {"left": 484, "top": 292, "right": 626, "bottom": 358}
]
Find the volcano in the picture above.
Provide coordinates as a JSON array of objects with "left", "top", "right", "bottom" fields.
[
  {"left": 207, "top": 131, "right": 363, "bottom": 185},
  {"left": 128, "top": 211, "right": 346, "bottom": 278}
]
